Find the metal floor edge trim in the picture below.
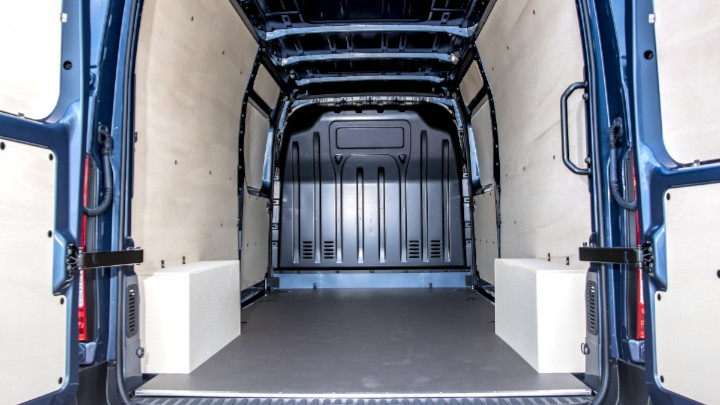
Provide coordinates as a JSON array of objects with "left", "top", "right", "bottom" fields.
[
  {"left": 132, "top": 395, "right": 594, "bottom": 405},
  {"left": 134, "top": 388, "right": 592, "bottom": 399}
]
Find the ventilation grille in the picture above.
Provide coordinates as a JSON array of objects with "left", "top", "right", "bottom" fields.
[
  {"left": 430, "top": 240, "right": 442, "bottom": 259},
  {"left": 586, "top": 281, "right": 598, "bottom": 336},
  {"left": 322, "top": 241, "right": 335, "bottom": 260},
  {"left": 408, "top": 240, "right": 420, "bottom": 259},
  {"left": 301, "top": 241, "right": 314, "bottom": 260},
  {"left": 126, "top": 284, "right": 139, "bottom": 338}
]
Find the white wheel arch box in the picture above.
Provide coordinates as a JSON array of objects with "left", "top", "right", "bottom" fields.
[
  {"left": 138, "top": 260, "right": 241, "bottom": 374},
  {"left": 494, "top": 258, "right": 587, "bottom": 373}
]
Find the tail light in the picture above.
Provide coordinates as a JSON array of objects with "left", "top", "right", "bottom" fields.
[
  {"left": 632, "top": 158, "right": 645, "bottom": 340},
  {"left": 78, "top": 155, "right": 89, "bottom": 342}
]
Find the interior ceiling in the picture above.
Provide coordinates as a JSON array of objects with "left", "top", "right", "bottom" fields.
[{"left": 231, "top": 0, "right": 494, "bottom": 92}]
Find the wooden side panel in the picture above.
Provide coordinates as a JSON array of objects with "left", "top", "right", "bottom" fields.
[
  {"left": 244, "top": 104, "right": 270, "bottom": 191},
  {"left": 470, "top": 101, "right": 498, "bottom": 283},
  {"left": 0, "top": 139, "right": 66, "bottom": 404},
  {"left": 477, "top": 0, "right": 591, "bottom": 265},
  {"left": 133, "top": 0, "right": 257, "bottom": 271},
  {"left": 459, "top": 61, "right": 484, "bottom": 105},
  {"left": 241, "top": 188, "right": 270, "bottom": 289},
  {"left": 254, "top": 65, "right": 281, "bottom": 108},
  {"left": 656, "top": 184, "right": 720, "bottom": 404},
  {"left": 0, "top": 0, "right": 62, "bottom": 119},
  {"left": 655, "top": 2, "right": 720, "bottom": 163},
  {"left": 471, "top": 101, "right": 494, "bottom": 186},
  {"left": 473, "top": 190, "right": 498, "bottom": 283}
]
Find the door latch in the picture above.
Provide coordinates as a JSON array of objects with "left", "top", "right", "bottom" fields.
[
  {"left": 66, "top": 244, "right": 144, "bottom": 276},
  {"left": 579, "top": 242, "right": 654, "bottom": 272}
]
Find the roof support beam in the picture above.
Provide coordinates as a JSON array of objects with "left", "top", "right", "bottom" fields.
[
  {"left": 277, "top": 52, "right": 459, "bottom": 66},
  {"left": 295, "top": 75, "right": 447, "bottom": 86},
  {"left": 262, "top": 23, "right": 478, "bottom": 41}
]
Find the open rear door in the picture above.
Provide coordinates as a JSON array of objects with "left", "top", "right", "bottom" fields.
[
  {"left": 633, "top": 1, "right": 720, "bottom": 403},
  {"left": 0, "top": 1, "right": 87, "bottom": 403}
]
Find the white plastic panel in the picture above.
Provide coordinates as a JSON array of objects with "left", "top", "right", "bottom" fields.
[
  {"left": 0, "top": 0, "right": 62, "bottom": 119},
  {"left": 655, "top": 2, "right": 720, "bottom": 163},
  {"left": 0, "top": 139, "right": 66, "bottom": 404},
  {"left": 495, "top": 259, "right": 587, "bottom": 373},
  {"left": 139, "top": 260, "right": 241, "bottom": 374},
  {"left": 656, "top": 183, "right": 720, "bottom": 404}
]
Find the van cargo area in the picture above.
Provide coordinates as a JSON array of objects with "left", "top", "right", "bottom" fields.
[
  {"left": 127, "top": 0, "right": 597, "bottom": 402},
  {"left": 137, "top": 289, "right": 590, "bottom": 399}
]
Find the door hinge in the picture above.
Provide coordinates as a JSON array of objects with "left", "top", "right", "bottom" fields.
[
  {"left": 579, "top": 242, "right": 654, "bottom": 272},
  {"left": 66, "top": 244, "right": 144, "bottom": 276}
]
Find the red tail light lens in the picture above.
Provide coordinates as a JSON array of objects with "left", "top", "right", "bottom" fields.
[
  {"left": 78, "top": 155, "right": 89, "bottom": 342},
  {"left": 632, "top": 159, "right": 645, "bottom": 340}
]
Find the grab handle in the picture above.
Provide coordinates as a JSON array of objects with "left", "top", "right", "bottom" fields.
[{"left": 561, "top": 81, "right": 591, "bottom": 175}]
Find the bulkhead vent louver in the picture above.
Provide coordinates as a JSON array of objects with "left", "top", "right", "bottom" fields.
[
  {"left": 408, "top": 240, "right": 420, "bottom": 259},
  {"left": 586, "top": 281, "right": 598, "bottom": 336},
  {"left": 323, "top": 241, "right": 335, "bottom": 260},
  {"left": 430, "top": 240, "right": 442, "bottom": 259},
  {"left": 302, "top": 241, "right": 314, "bottom": 260},
  {"left": 126, "top": 284, "right": 139, "bottom": 338}
]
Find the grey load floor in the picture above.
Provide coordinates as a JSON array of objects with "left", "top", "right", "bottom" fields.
[{"left": 136, "top": 288, "right": 591, "bottom": 398}]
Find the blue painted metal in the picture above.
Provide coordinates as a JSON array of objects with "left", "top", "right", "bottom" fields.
[
  {"left": 85, "top": 0, "right": 123, "bottom": 366},
  {"left": 106, "top": 0, "right": 144, "bottom": 370},
  {"left": 277, "top": 272, "right": 470, "bottom": 289},
  {"left": 296, "top": 75, "right": 446, "bottom": 86},
  {"left": 278, "top": 52, "right": 460, "bottom": 67},
  {"left": 262, "top": 23, "right": 478, "bottom": 41}
]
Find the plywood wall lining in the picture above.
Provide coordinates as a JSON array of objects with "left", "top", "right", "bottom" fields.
[
  {"left": 244, "top": 104, "right": 270, "bottom": 190},
  {"left": 459, "top": 61, "right": 485, "bottom": 105},
  {"left": 654, "top": 2, "right": 720, "bottom": 163},
  {"left": 477, "top": 0, "right": 591, "bottom": 265},
  {"left": 241, "top": 188, "right": 270, "bottom": 289},
  {"left": 0, "top": 0, "right": 62, "bottom": 119},
  {"left": 0, "top": 139, "right": 66, "bottom": 405},
  {"left": 133, "top": 0, "right": 258, "bottom": 272},
  {"left": 470, "top": 101, "right": 495, "bottom": 186},
  {"left": 473, "top": 190, "right": 498, "bottom": 283},
  {"left": 656, "top": 183, "right": 720, "bottom": 404},
  {"left": 254, "top": 64, "right": 281, "bottom": 108}
]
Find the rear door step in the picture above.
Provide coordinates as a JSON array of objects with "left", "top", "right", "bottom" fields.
[{"left": 134, "top": 396, "right": 593, "bottom": 405}]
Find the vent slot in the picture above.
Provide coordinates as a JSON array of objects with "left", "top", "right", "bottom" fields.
[
  {"left": 302, "top": 241, "right": 314, "bottom": 260},
  {"left": 322, "top": 241, "right": 335, "bottom": 260},
  {"left": 430, "top": 240, "right": 442, "bottom": 259},
  {"left": 126, "top": 284, "right": 139, "bottom": 338},
  {"left": 408, "top": 240, "right": 420, "bottom": 259},
  {"left": 586, "top": 280, "right": 598, "bottom": 336}
]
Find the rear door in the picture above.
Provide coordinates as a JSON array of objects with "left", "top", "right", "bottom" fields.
[
  {"left": 633, "top": 1, "right": 720, "bottom": 404},
  {"left": 0, "top": 1, "right": 87, "bottom": 403}
]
